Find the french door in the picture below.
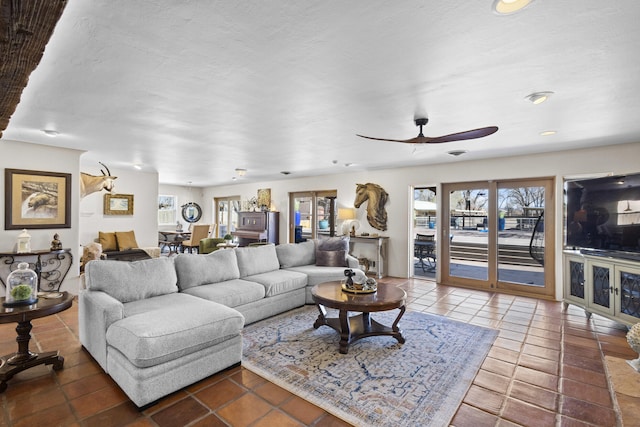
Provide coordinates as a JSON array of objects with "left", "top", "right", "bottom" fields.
[
  {"left": 289, "top": 191, "right": 337, "bottom": 242},
  {"left": 441, "top": 178, "right": 554, "bottom": 297},
  {"left": 214, "top": 197, "right": 241, "bottom": 238}
]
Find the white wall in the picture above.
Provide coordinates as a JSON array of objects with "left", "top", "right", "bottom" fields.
[
  {"left": 202, "top": 142, "right": 640, "bottom": 300},
  {"left": 4, "top": 139, "right": 635, "bottom": 298},
  {"left": 79, "top": 165, "right": 159, "bottom": 248},
  {"left": 0, "top": 140, "right": 83, "bottom": 295},
  {"left": 158, "top": 184, "right": 206, "bottom": 231}
]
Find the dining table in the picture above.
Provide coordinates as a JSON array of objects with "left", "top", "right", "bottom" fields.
[{"left": 158, "top": 230, "right": 191, "bottom": 254}]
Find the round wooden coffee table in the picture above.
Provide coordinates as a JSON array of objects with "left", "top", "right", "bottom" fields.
[
  {"left": 311, "top": 281, "right": 407, "bottom": 354},
  {"left": 0, "top": 292, "right": 73, "bottom": 392}
]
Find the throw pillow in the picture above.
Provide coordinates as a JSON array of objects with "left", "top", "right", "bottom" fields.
[
  {"left": 316, "top": 249, "right": 348, "bottom": 267},
  {"left": 116, "top": 230, "right": 139, "bottom": 250},
  {"left": 98, "top": 231, "right": 118, "bottom": 252},
  {"left": 317, "top": 236, "right": 349, "bottom": 252}
]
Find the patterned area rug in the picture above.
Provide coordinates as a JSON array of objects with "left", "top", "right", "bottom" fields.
[{"left": 242, "top": 305, "right": 498, "bottom": 426}]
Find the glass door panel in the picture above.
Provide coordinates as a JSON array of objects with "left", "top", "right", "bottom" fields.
[
  {"left": 496, "top": 185, "right": 545, "bottom": 287},
  {"left": 290, "top": 191, "right": 337, "bottom": 242},
  {"left": 216, "top": 198, "right": 240, "bottom": 238},
  {"left": 448, "top": 186, "right": 489, "bottom": 281}
]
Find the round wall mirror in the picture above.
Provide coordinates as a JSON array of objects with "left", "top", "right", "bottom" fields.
[{"left": 181, "top": 202, "right": 202, "bottom": 223}]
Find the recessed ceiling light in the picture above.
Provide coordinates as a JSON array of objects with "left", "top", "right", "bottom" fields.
[
  {"left": 43, "top": 129, "right": 59, "bottom": 137},
  {"left": 280, "top": 171, "right": 291, "bottom": 175},
  {"left": 493, "top": 0, "right": 535, "bottom": 15},
  {"left": 133, "top": 164, "right": 142, "bottom": 170},
  {"left": 526, "top": 91, "right": 554, "bottom": 105},
  {"left": 235, "top": 168, "right": 247, "bottom": 176},
  {"left": 344, "top": 163, "right": 353, "bottom": 167},
  {"left": 540, "top": 130, "right": 557, "bottom": 136},
  {"left": 231, "top": 177, "right": 237, "bottom": 181},
  {"left": 447, "top": 150, "right": 468, "bottom": 157}
]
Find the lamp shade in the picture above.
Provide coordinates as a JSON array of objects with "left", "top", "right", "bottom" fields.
[{"left": 338, "top": 208, "right": 355, "bottom": 220}]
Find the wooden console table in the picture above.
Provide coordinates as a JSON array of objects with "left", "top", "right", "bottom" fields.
[
  {"left": 0, "top": 249, "right": 73, "bottom": 293},
  {"left": 348, "top": 236, "right": 389, "bottom": 278}
]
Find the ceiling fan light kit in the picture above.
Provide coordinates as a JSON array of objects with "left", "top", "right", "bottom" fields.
[
  {"left": 493, "top": 0, "right": 535, "bottom": 15},
  {"left": 356, "top": 117, "right": 498, "bottom": 144},
  {"left": 526, "top": 91, "right": 554, "bottom": 105}
]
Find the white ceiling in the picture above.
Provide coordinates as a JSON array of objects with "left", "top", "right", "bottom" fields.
[{"left": 4, "top": 1, "right": 640, "bottom": 186}]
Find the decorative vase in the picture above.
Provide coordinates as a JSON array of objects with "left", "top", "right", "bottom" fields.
[
  {"left": 319, "top": 219, "right": 329, "bottom": 229},
  {"left": 627, "top": 323, "right": 640, "bottom": 372}
]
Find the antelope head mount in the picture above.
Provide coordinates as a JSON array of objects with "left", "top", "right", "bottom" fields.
[{"left": 80, "top": 162, "right": 117, "bottom": 199}]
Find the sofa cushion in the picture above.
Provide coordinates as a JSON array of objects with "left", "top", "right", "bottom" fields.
[
  {"left": 99, "top": 231, "right": 118, "bottom": 251},
  {"left": 106, "top": 295, "right": 244, "bottom": 368},
  {"left": 315, "top": 249, "right": 348, "bottom": 267},
  {"left": 115, "top": 230, "right": 139, "bottom": 250},
  {"left": 85, "top": 257, "right": 178, "bottom": 303},
  {"left": 244, "top": 270, "right": 307, "bottom": 297},
  {"left": 235, "top": 244, "right": 280, "bottom": 277},
  {"left": 276, "top": 240, "right": 316, "bottom": 268},
  {"left": 174, "top": 250, "right": 240, "bottom": 291},
  {"left": 181, "top": 279, "right": 266, "bottom": 307}
]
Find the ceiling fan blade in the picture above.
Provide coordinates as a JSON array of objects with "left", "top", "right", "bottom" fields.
[
  {"left": 424, "top": 126, "right": 499, "bottom": 143},
  {"left": 356, "top": 134, "right": 417, "bottom": 143}
]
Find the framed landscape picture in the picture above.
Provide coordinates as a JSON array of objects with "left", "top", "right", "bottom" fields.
[
  {"left": 4, "top": 168, "right": 72, "bottom": 230},
  {"left": 104, "top": 193, "right": 134, "bottom": 215}
]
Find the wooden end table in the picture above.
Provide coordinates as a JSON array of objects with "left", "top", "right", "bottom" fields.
[
  {"left": 0, "top": 292, "right": 73, "bottom": 392},
  {"left": 311, "top": 281, "right": 407, "bottom": 354}
]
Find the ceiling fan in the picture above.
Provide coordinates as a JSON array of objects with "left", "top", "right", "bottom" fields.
[{"left": 356, "top": 118, "right": 498, "bottom": 144}]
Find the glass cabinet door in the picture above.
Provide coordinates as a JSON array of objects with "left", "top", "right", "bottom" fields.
[
  {"left": 616, "top": 265, "right": 640, "bottom": 323},
  {"left": 588, "top": 261, "right": 614, "bottom": 316},
  {"left": 567, "top": 257, "right": 585, "bottom": 300}
]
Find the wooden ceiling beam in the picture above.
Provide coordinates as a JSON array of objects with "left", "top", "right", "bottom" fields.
[{"left": 0, "top": 0, "right": 67, "bottom": 137}]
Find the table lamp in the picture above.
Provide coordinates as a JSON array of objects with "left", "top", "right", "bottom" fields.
[{"left": 338, "top": 208, "right": 358, "bottom": 236}]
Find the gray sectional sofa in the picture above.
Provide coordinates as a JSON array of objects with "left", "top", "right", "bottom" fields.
[{"left": 79, "top": 239, "right": 362, "bottom": 407}]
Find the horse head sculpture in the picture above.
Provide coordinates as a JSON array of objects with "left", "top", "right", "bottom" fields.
[
  {"left": 80, "top": 162, "right": 117, "bottom": 198},
  {"left": 354, "top": 183, "right": 389, "bottom": 231}
]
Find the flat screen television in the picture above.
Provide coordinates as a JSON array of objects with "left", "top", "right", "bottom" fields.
[{"left": 565, "top": 173, "right": 640, "bottom": 257}]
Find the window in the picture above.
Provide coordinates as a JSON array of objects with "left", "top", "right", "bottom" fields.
[{"left": 158, "top": 195, "right": 177, "bottom": 225}]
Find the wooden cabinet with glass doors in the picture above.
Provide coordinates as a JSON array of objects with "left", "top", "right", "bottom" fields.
[{"left": 563, "top": 251, "right": 640, "bottom": 325}]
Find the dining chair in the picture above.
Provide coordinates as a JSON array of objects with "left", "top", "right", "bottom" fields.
[
  {"left": 181, "top": 224, "right": 211, "bottom": 253},
  {"left": 414, "top": 234, "right": 436, "bottom": 272}
]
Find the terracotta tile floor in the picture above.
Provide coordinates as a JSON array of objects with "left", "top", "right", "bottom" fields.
[{"left": 0, "top": 278, "right": 638, "bottom": 426}]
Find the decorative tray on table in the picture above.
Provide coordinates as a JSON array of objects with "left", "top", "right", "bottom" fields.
[{"left": 341, "top": 278, "right": 377, "bottom": 294}]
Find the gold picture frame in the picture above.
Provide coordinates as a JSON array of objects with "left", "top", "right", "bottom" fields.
[
  {"left": 104, "top": 193, "right": 134, "bottom": 215},
  {"left": 257, "top": 188, "right": 271, "bottom": 210},
  {"left": 4, "top": 168, "right": 71, "bottom": 230}
]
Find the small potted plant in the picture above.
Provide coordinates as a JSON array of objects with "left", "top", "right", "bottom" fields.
[{"left": 223, "top": 234, "right": 233, "bottom": 244}]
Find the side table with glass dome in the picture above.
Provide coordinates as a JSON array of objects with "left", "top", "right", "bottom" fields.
[{"left": 0, "top": 262, "right": 73, "bottom": 392}]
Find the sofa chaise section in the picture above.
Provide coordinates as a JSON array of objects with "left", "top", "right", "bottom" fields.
[{"left": 80, "top": 257, "right": 244, "bottom": 407}]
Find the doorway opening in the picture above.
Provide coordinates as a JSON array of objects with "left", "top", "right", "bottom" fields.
[{"left": 412, "top": 186, "right": 438, "bottom": 279}]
